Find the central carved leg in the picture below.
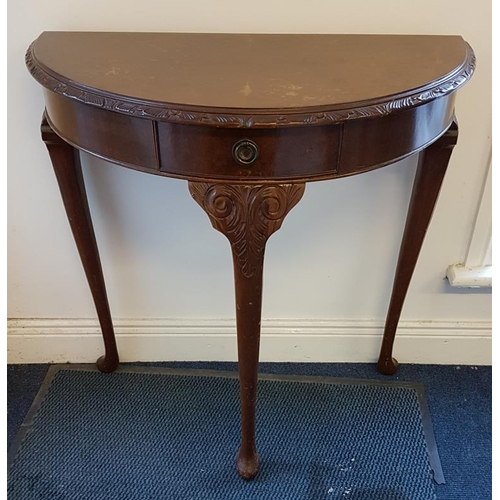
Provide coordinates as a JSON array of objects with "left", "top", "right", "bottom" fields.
[{"left": 189, "top": 182, "right": 305, "bottom": 480}]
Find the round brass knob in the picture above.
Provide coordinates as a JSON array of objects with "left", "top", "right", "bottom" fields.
[{"left": 232, "top": 139, "right": 259, "bottom": 166}]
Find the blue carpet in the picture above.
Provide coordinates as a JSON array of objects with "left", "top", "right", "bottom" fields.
[
  {"left": 7, "top": 362, "right": 491, "bottom": 499},
  {"left": 8, "top": 367, "right": 439, "bottom": 499}
]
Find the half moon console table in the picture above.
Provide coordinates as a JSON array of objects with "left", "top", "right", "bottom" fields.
[{"left": 26, "top": 32, "right": 474, "bottom": 480}]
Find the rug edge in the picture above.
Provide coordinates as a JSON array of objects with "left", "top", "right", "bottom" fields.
[{"left": 7, "top": 365, "right": 60, "bottom": 470}]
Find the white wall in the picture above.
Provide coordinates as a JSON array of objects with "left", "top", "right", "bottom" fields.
[{"left": 7, "top": 0, "right": 491, "bottom": 364}]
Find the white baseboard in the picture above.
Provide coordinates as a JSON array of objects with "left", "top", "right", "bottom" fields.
[{"left": 7, "top": 318, "right": 491, "bottom": 365}]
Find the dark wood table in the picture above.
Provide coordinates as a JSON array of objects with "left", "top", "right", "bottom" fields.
[{"left": 26, "top": 32, "right": 474, "bottom": 479}]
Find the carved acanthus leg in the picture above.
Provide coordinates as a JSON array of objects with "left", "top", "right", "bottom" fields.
[
  {"left": 41, "top": 115, "right": 119, "bottom": 373},
  {"left": 189, "top": 182, "right": 305, "bottom": 479},
  {"left": 378, "top": 120, "right": 459, "bottom": 375}
]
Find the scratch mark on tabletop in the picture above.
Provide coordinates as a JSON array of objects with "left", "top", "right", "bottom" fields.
[{"left": 240, "top": 83, "right": 252, "bottom": 97}]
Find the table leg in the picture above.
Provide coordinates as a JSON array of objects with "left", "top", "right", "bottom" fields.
[
  {"left": 41, "top": 115, "right": 119, "bottom": 373},
  {"left": 189, "top": 182, "right": 305, "bottom": 479},
  {"left": 378, "top": 120, "right": 459, "bottom": 375}
]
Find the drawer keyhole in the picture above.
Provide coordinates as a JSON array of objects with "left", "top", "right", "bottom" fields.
[{"left": 232, "top": 140, "right": 259, "bottom": 166}]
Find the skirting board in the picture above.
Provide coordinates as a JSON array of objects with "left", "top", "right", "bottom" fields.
[{"left": 7, "top": 318, "right": 491, "bottom": 365}]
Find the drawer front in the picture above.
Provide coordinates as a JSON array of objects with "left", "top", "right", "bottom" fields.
[{"left": 158, "top": 122, "right": 342, "bottom": 181}]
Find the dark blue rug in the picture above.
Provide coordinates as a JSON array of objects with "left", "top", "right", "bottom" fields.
[{"left": 8, "top": 366, "right": 442, "bottom": 499}]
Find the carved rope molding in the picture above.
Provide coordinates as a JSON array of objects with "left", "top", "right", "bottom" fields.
[
  {"left": 26, "top": 42, "right": 476, "bottom": 128},
  {"left": 189, "top": 183, "right": 305, "bottom": 278}
]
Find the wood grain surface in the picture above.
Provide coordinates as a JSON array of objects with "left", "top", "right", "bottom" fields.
[{"left": 27, "top": 32, "right": 474, "bottom": 127}]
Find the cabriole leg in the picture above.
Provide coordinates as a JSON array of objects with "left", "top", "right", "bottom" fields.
[
  {"left": 41, "top": 115, "right": 119, "bottom": 373},
  {"left": 378, "top": 120, "right": 459, "bottom": 375},
  {"left": 189, "top": 181, "right": 305, "bottom": 479}
]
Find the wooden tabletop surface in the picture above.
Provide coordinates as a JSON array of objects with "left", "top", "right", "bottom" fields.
[{"left": 31, "top": 32, "right": 470, "bottom": 111}]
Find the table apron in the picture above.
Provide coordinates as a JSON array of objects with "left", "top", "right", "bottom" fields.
[{"left": 44, "top": 90, "right": 456, "bottom": 183}]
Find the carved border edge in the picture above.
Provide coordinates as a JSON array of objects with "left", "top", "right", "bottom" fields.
[{"left": 26, "top": 42, "right": 476, "bottom": 128}]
